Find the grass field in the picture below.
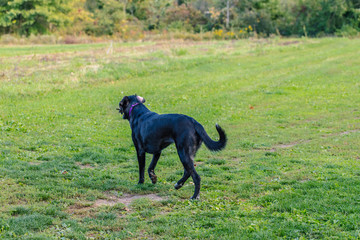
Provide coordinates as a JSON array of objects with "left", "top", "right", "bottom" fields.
[{"left": 1, "top": 38, "right": 360, "bottom": 239}]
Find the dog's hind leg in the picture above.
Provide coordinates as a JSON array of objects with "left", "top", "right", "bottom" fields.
[
  {"left": 175, "top": 137, "right": 202, "bottom": 190},
  {"left": 174, "top": 169, "right": 191, "bottom": 190},
  {"left": 148, "top": 152, "right": 161, "bottom": 184},
  {"left": 176, "top": 147, "right": 201, "bottom": 200}
]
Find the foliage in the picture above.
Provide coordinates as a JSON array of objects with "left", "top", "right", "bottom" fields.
[
  {"left": 0, "top": 0, "right": 72, "bottom": 36},
  {"left": 277, "top": 0, "right": 360, "bottom": 36},
  {"left": 336, "top": 24, "right": 360, "bottom": 37},
  {"left": 0, "top": 0, "right": 360, "bottom": 37},
  {"left": 84, "top": 0, "right": 127, "bottom": 36},
  {"left": 164, "top": 3, "right": 206, "bottom": 32},
  {"left": 64, "top": 0, "right": 94, "bottom": 35}
]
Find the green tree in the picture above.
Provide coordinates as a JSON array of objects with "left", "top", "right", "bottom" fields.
[
  {"left": 164, "top": 3, "right": 206, "bottom": 32},
  {"left": 65, "top": 0, "right": 94, "bottom": 35},
  {"left": 1, "top": 0, "right": 359, "bottom": 37},
  {"left": 143, "top": 0, "right": 172, "bottom": 30},
  {"left": 0, "top": 0, "right": 71, "bottom": 36},
  {"left": 84, "top": 0, "right": 127, "bottom": 36},
  {"left": 126, "top": 0, "right": 151, "bottom": 20},
  {"left": 292, "top": 0, "right": 348, "bottom": 36}
]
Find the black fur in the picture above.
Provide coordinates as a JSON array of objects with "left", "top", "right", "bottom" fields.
[{"left": 118, "top": 95, "right": 227, "bottom": 199}]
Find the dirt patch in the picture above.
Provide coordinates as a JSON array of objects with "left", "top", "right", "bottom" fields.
[
  {"left": 66, "top": 203, "right": 95, "bottom": 218},
  {"left": 66, "top": 193, "right": 166, "bottom": 219},
  {"left": 28, "top": 162, "right": 42, "bottom": 165},
  {"left": 76, "top": 162, "right": 95, "bottom": 169},
  {"left": 194, "top": 161, "right": 205, "bottom": 166},
  {"left": 279, "top": 41, "right": 300, "bottom": 46},
  {"left": 268, "top": 129, "right": 360, "bottom": 152},
  {"left": 81, "top": 64, "right": 101, "bottom": 74},
  {"left": 269, "top": 140, "right": 311, "bottom": 152},
  {"left": 95, "top": 193, "right": 166, "bottom": 207},
  {"left": 326, "top": 129, "right": 359, "bottom": 137}
]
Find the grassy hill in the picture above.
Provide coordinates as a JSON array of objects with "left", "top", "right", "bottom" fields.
[{"left": 1, "top": 38, "right": 359, "bottom": 239}]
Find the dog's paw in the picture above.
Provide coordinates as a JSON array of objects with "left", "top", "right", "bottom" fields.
[
  {"left": 190, "top": 195, "right": 200, "bottom": 200},
  {"left": 174, "top": 182, "right": 184, "bottom": 190},
  {"left": 149, "top": 171, "right": 157, "bottom": 184},
  {"left": 138, "top": 180, "right": 144, "bottom": 184}
]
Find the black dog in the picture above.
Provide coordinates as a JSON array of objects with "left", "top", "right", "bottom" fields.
[{"left": 118, "top": 95, "right": 227, "bottom": 199}]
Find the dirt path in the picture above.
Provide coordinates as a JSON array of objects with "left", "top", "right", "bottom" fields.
[{"left": 269, "top": 129, "right": 359, "bottom": 152}]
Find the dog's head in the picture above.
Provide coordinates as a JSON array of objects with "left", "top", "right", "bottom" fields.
[{"left": 117, "top": 94, "right": 146, "bottom": 119}]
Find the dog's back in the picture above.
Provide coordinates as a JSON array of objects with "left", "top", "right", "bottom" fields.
[
  {"left": 136, "top": 113, "right": 196, "bottom": 154},
  {"left": 135, "top": 112, "right": 226, "bottom": 153}
]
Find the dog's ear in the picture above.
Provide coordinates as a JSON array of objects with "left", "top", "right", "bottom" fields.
[{"left": 137, "top": 95, "right": 145, "bottom": 103}]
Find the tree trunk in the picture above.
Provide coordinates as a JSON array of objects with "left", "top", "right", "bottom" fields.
[{"left": 226, "top": 0, "right": 230, "bottom": 29}]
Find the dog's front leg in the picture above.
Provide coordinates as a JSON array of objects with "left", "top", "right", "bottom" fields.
[
  {"left": 136, "top": 148, "right": 146, "bottom": 184},
  {"left": 148, "top": 152, "right": 161, "bottom": 184}
]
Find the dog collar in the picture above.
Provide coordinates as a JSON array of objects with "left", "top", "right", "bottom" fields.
[{"left": 129, "top": 103, "right": 140, "bottom": 117}]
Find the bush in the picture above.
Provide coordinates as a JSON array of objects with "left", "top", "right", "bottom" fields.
[
  {"left": 167, "top": 21, "right": 194, "bottom": 33},
  {"left": 164, "top": 4, "right": 206, "bottom": 30},
  {"left": 336, "top": 25, "right": 360, "bottom": 38}
]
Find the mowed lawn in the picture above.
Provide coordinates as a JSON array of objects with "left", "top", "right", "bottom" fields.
[{"left": 0, "top": 38, "right": 359, "bottom": 239}]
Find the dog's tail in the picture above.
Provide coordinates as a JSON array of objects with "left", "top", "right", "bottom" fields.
[{"left": 193, "top": 121, "right": 227, "bottom": 151}]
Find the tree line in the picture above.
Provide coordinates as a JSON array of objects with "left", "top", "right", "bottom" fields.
[{"left": 1, "top": 0, "right": 359, "bottom": 38}]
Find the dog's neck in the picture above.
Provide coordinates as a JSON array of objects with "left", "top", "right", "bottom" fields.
[
  {"left": 128, "top": 103, "right": 151, "bottom": 124},
  {"left": 129, "top": 103, "right": 140, "bottom": 117}
]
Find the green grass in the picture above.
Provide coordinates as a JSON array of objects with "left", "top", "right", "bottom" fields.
[{"left": 1, "top": 38, "right": 360, "bottom": 239}]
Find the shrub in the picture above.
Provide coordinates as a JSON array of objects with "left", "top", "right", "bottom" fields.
[
  {"left": 167, "top": 21, "right": 194, "bottom": 33},
  {"left": 336, "top": 25, "right": 360, "bottom": 38}
]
